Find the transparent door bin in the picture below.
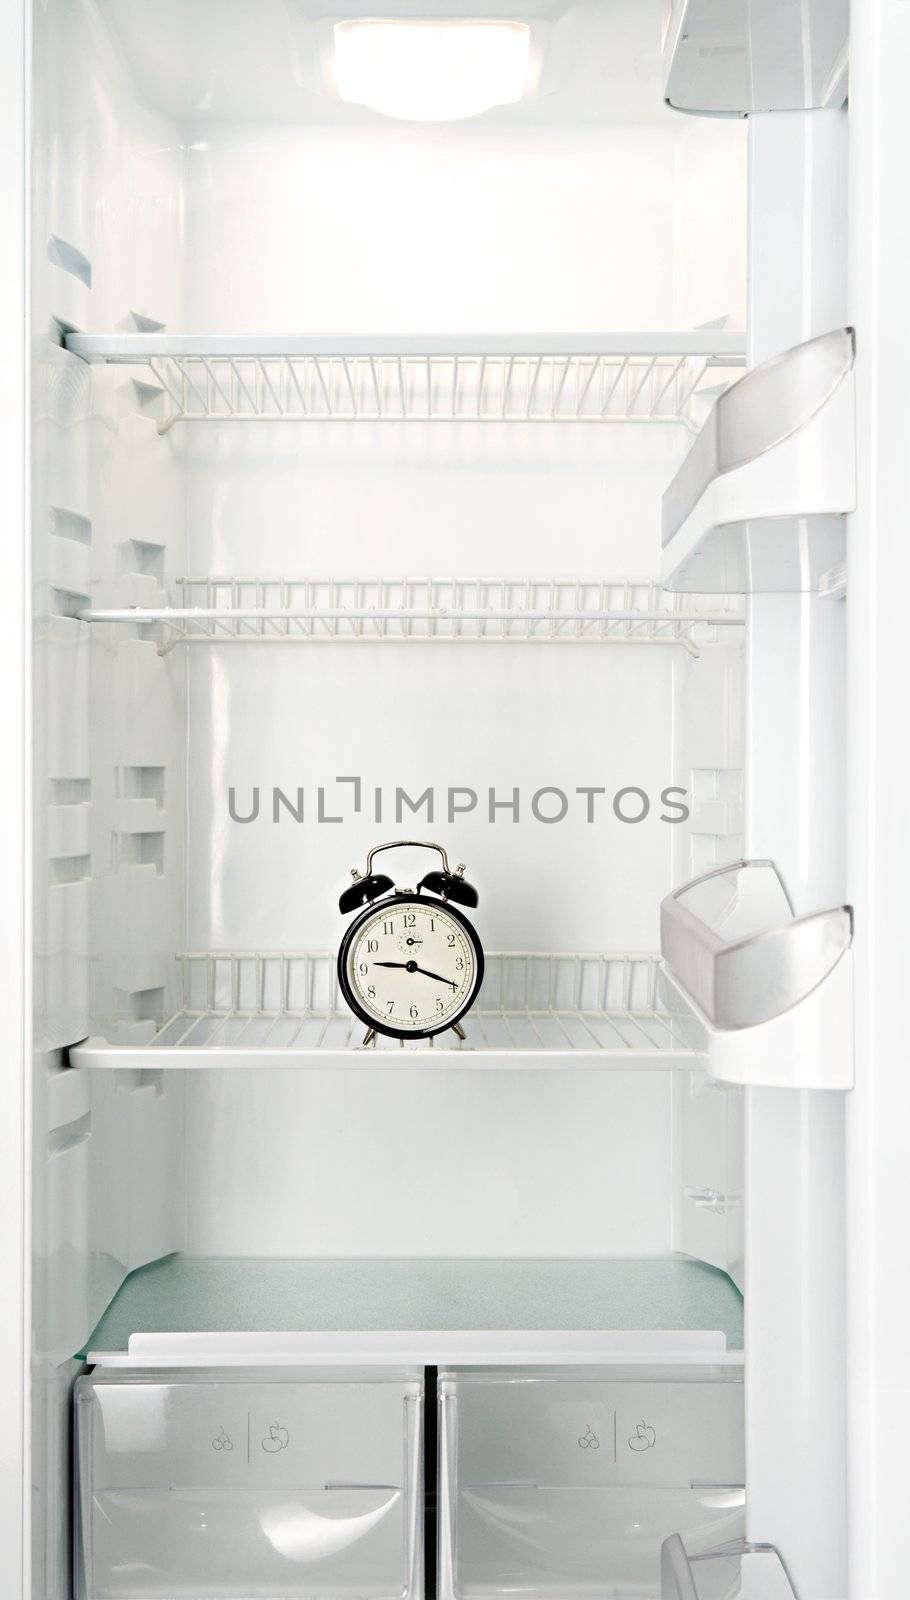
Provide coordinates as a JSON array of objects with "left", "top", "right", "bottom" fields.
[
  {"left": 660, "top": 860, "right": 853, "bottom": 1090},
  {"left": 660, "top": 1534, "right": 797, "bottom": 1600},
  {"left": 663, "top": 0, "right": 847, "bottom": 114},
  {"left": 74, "top": 1367, "right": 423, "bottom": 1600},
  {"left": 439, "top": 1368, "right": 744, "bottom": 1600},
  {"left": 659, "top": 329, "right": 855, "bottom": 594}
]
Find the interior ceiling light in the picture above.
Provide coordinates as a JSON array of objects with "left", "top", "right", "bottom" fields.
[{"left": 333, "top": 18, "right": 531, "bottom": 122}]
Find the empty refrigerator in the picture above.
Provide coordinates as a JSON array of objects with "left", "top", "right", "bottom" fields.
[{"left": 4, "top": 1, "right": 903, "bottom": 1597}]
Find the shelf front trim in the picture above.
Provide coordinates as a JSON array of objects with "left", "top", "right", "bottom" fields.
[
  {"left": 78, "top": 601, "right": 744, "bottom": 657},
  {"left": 71, "top": 1041, "right": 703, "bottom": 1070},
  {"left": 89, "top": 1328, "right": 740, "bottom": 1369},
  {"left": 78, "top": 606, "right": 746, "bottom": 624},
  {"left": 66, "top": 331, "right": 748, "bottom": 361}
]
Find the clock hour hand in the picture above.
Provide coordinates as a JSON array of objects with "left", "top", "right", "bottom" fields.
[{"left": 373, "top": 961, "right": 409, "bottom": 969}]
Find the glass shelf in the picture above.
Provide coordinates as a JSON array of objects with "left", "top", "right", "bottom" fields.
[{"left": 81, "top": 1255, "right": 744, "bottom": 1367}]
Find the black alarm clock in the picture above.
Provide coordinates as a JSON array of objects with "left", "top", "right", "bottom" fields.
[{"left": 337, "top": 840, "right": 484, "bottom": 1043}]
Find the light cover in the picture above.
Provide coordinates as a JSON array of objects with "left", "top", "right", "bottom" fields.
[{"left": 333, "top": 18, "right": 531, "bottom": 122}]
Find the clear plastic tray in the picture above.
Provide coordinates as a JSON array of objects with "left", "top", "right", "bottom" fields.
[
  {"left": 439, "top": 1367, "right": 744, "bottom": 1600},
  {"left": 74, "top": 1367, "right": 423, "bottom": 1600},
  {"left": 660, "top": 860, "right": 851, "bottom": 1030},
  {"left": 661, "top": 1533, "right": 798, "bottom": 1600}
]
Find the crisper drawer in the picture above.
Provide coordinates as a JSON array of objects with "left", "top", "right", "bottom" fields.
[
  {"left": 438, "top": 1367, "right": 743, "bottom": 1600},
  {"left": 74, "top": 1367, "right": 423, "bottom": 1600}
]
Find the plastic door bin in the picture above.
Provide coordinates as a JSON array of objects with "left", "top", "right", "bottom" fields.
[
  {"left": 438, "top": 1368, "right": 743, "bottom": 1600},
  {"left": 74, "top": 1368, "right": 423, "bottom": 1600}
]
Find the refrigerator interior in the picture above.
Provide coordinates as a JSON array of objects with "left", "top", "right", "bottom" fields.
[{"left": 26, "top": 2, "right": 768, "bottom": 1597}]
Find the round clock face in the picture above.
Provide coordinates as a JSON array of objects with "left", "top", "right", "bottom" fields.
[{"left": 339, "top": 897, "right": 483, "bottom": 1038}]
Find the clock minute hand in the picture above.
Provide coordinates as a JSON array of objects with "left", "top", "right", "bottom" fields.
[
  {"left": 371, "top": 959, "right": 457, "bottom": 990},
  {"left": 414, "top": 965, "right": 458, "bottom": 990}
]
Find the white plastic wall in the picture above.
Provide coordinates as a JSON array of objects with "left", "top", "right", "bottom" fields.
[
  {"left": 179, "top": 121, "right": 744, "bottom": 335},
  {"left": 30, "top": 5, "right": 190, "bottom": 1592},
  {"left": 32, "top": 0, "right": 189, "bottom": 1299},
  {"left": 2, "top": 0, "right": 29, "bottom": 1592}
]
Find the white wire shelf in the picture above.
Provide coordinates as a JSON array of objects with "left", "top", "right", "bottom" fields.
[
  {"left": 70, "top": 952, "right": 706, "bottom": 1070},
  {"left": 78, "top": 576, "right": 745, "bottom": 656},
  {"left": 63, "top": 332, "right": 746, "bottom": 432}
]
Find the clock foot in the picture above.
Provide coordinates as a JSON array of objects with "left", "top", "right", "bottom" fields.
[
  {"left": 452, "top": 1021, "right": 467, "bottom": 1042},
  {"left": 362, "top": 1027, "right": 377, "bottom": 1048}
]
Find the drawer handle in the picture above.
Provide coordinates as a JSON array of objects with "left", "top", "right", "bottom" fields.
[{"left": 324, "top": 1482, "right": 400, "bottom": 1492}]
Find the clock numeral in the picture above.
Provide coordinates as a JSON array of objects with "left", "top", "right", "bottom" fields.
[
  {"left": 409, "top": 1005, "right": 419, "bottom": 1020},
  {"left": 436, "top": 998, "right": 445, "bottom": 1012},
  {"left": 387, "top": 1001, "right": 395, "bottom": 1015},
  {"left": 446, "top": 933, "right": 456, "bottom": 947},
  {"left": 429, "top": 918, "right": 435, "bottom": 931},
  {"left": 455, "top": 956, "right": 464, "bottom": 971},
  {"left": 358, "top": 962, "right": 368, "bottom": 975},
  {"left": 366, "top": 938, "right": 379, "bottom": 953},
  {"left": 403, "top": 913, "right": 416, "bottom": 928},
  {"left": 382, "top": 920, "right": 394, "bottom": 936},
  {"left": 367, "top": 985, "right": 376, "bottom": 1000}
]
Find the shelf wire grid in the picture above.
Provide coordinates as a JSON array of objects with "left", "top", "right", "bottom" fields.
[
  {"left": 81, "top": 577, "right": 745, "bottom": 656},
  {"left": 103, "top": 951, "right": 702, "bottom": 1059},
  {"left": 135, "top": 350, "right": 739, "bottom": 431}
]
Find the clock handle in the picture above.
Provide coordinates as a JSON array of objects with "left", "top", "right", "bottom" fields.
[
  {"left": 340, "top": 840, "right": 479, "bottom": 912},
  {"left": 364, "top": 839, "right": 452, "bottom": 876},
  {"left": 339, "top": 840, "right": 451, "bottom": 914}
]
